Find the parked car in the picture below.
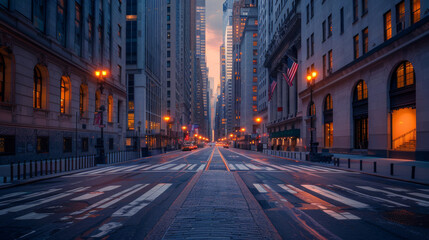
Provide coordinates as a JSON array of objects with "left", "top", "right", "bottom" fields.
[
  {"left": 182, "top": 144, "right": 192, "bottom": 151},
  {"left": 223, "top": 143, "right": 229, "bottom": 148}
]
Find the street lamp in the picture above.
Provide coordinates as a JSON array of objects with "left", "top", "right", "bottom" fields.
[
  {"left": 138, "top": 121, "right": 142, "bottom": 157},
  {"left": 307, "top": 71, "right": 317, "bottom": 157},
  {"left": 94, "top": 69, "right": 108, "bottom": 164},
  {"left": 164, "top": 116, "right": 171, "bottom": 150}
]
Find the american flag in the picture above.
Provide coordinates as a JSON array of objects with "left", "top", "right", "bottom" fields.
[
  {"left": 268, "top": 80, "right": 277, "bottom": 101},
  {"left": 282, "top": 57, "right": 299, "bottom": 87}
]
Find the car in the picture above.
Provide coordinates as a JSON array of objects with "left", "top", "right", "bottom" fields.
[
  {"left": 182, "top": 144, "right": 192, "bottom": 151},
  {"left": 223, "top": 144, "right": 229, "bottom": 148}
]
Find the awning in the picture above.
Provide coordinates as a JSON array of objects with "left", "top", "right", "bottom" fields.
[{"left": 269, "top": 129, "right": 300, "bottom": 138}]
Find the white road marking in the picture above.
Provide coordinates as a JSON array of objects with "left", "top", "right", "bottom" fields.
[
  {"left": 0, "top": 188, "right": 62, "bottom": 206},
  {"left": 332, "top": 185, "right": 409, "bottom": 207},
  {"left": 323, "top": 210, "right": 347, "bottom": 220},
  {"left": 278, "top": 184, "right": 298, "bottom": 194},
  {"left": 244, "top": 163, "right": 262, "bottom": 170},
  {"left": 91, "top": 222, "right": 123, "bottom": 238},
  {"left": 288, "top": 165, "right": 319, "bottom": 172},
  {"left": 235, "top": 164, "right": 249, "bottom": 170},
  {"left": 153, "top": 164, "right": 176, "bottom": 170},
  {"left": 264, "top": 166, "right": 276, "bottom": 171},
  {"left": 408, "top": 192, "right": 429, "bottom": 199},
  {"left": 71, "top": 185, "right": 121, "bottom": 201},
  {"left": 340, "top": 212, "right": 360, "bottom": 220},
  {"left": 384, "top": 187, "right": 408, "bottom": 192},
  {"left": 71, "top": 184, "right": 148, "bottom": 216},
  {"left": 15, "top": 212, "right": 52, "bottom": 220},
  {"left": 419, "top": 189, "right": 429, "bottom": 192},
  {"left": 357, "top": 186, "right": 429, "bottom": 207},
  {"left": 74, "top": 166, "right": 117, "bottom": 175},
  {"left": 18, "top": 230, "right": 36, "bottom": 239},
  {"left": 186, "top": 164, "right": 197, "bottom": 170},
  {"left": 0, "top": 192, "right": 27, "bottom": 200},
  {"left": 171, "top": 164, "right": 187, "bottom": 170},
  {"left": 303, "top": 185, "right": 369, "bottom": 209},
  {"left": 0, "top": 187, "right": 83, "bottom": 215},
  {"left": 196, "top": 164, "right": 206, "bottom": 171},
  {"left": 123, "top": 164, "right": 149, "bottom": 172},
  {"left": 113, "top": 183, "right": 172, "bottom": 217},
  {"left": 228, "top": 164, "right": 237, "bottom": 170},
  {"left": 253, "top": 184, "right": 267, "bottom": 193}
]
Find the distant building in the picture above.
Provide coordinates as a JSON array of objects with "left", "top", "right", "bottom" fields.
[{"left": 0, "top": 0, "right": 126, "bottom": 163}]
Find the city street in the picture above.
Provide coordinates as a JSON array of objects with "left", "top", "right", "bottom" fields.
[{"left": 0, "top": 147, "right": 428, "bottom": 239}]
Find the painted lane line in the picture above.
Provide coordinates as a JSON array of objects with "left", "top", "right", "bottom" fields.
[
  {"left": 0, "top": 187, "right": 84, "bottom": 215},
  {"left": 253, "top": 184, "right": 267, "bottom": 193},
  {"left": 70, "top": 184, "right": 148, "bottom": 216},
  {"left": 107, "top": 165, "right": 146, "bottom": 173},
  {"left": 83, "top": 167, "right": 121, "bottom": 175},
  {"left": 205, "top": 147, "right": 216, "bottom": 170},
  {"left": 340, "top": 212, "right": 360, "bottom": 220},
  {"left": 123, "top": 164, "right": 149, "bottom": 172},
  {"left": 332, "top": 185, "right": 409, "bottom": 207},
  {"left": 196, "top": 164, "right": 206, "bottom": 171},
  {"left": 235, "top": 164, "right": 249, "bottom": 170},
  {"left": 71, "top": 185, "right": 121, "bottom": 201},
  {"left": 264, "top": 166, "right": 276, "bottom": 171},
  {"left": 0, "top": 188, "right": 62, "bottom": 206},
  {"left": 15, "top": 212, "right": 52, "bottom": 220},
  {"left": 384, "top": 187, "right": 408, "bottom": 192},
  {"left": 186, "top": 164, "right": 197, "bottom": 170},
  {"left": 171, "top": 164, "right": 187, "bottom": 171},
  {"left": 409, "top": 192, "right": 429, "bottom": 199},
  {"left": 74, "top": 166, "right": 118, "bottom": 175},
  {"left": 302, "top": 185, "right": 369, "bottom": 209},
  {"left": 228, "top": 164, "right": 237, "bottom": 170},
  {"left": 225, "top": 150, "right": 288, "bottom": 171},
  {"left": 0, "top": 192, "right": 27, "bottom": 200},
  {"left": 323, "top": 210, "right": 347, "bottom": 220},
  {"left": 153, "top": 164, "right": 176, "bottom": 171},
  {"left": 289, "top": 165, "right": 319, "bottom": 172},
  {"left": 216, "top": 147, "right": 231, "bottom": 171},
  {"left": 419, "top": 189, "right": 429, "bottom": 192},
  {"left": 244, "top": 163, "right": 262, "bottom": 170},
  {"left": 278, "top": 184, "right": 298, "bottom": 194},
  {"left": 113, "top": 183, "right": 172, "bottom": 217},
  {"left": 279, "top": 165, "right": 299, "bottom": 172},
  {"left": 307, "top": 165, "right": 345, "bottom": 172},
  {"left": 357, "top": 186, "right": 429, "bottom": 207}
]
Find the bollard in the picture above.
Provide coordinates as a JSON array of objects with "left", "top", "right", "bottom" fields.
[
  {"left": 23, "top": 161, "right": 26, "bottom": 179},
  {"left": 390, "top": 163, "right": 394, "bottom": 176},
  {"left": 373, "top": 162, "right": 377, "bottom": 173},
  {"left": 348, "top": 158, "right": 350, "bottom": 168},
  {"left": 59, "top": 158, "right": 62, "bottom": 172},
  {"left": 3, "top": 176, "right": 6, "bottom": 183},
  {"left": 55, "top": 159, "right": 57, "bottom": 173},
  {"left": 411, "top": 166, "right": 416, "bottom": 179},
  {"left": 17, "top": 161, "right": 20, "bottom": 180},
  {"left": 35, "top": 160, "right": 38, "bottom": 177},
  {"left": 10, "top": 161, "right": 13, "bottom": 182},
  {"left": 30, "top": 161, "right": 33, "bottom": 178},
  {"left": 68, "top": 157, "right": 71, "bottom": 171},
  {"left": 45, "top": 159, "right": 48, "bottom": 175},
  {"left": 360, "top": 160, "right": 363, "bottom": 171},
  {"left": 40, "top": 160, "right": 43, "bottom": 176},
  {"left": 50, "top": 159, "right": 53, "bottom": 174}
]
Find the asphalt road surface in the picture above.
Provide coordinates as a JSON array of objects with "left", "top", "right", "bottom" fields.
[{"left": 0, "top": 147, "right": 428, "bottom": 239}]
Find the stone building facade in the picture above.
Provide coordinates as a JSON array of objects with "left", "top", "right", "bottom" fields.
[{"left": 0, "top": 0, "right": 126, "bottom": 163}]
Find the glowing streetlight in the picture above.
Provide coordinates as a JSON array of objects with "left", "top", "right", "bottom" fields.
[
  {"left": 182, "top": 126, "right": 187, "bottom": 130},
  {"left": 164, "top": 116, "right": 170, "bottom": 122},
  {"left": 241, "top": 128, "right": 246, "bottom": 132},
  {"left": 306, "top": 71, "right": 318, "bottom": 157},
  {"left": 230, "top": 134, "right": 234, "bottom": 138},
  {"left": 255, "top": 117, "right": 262, "bottom": 123}
]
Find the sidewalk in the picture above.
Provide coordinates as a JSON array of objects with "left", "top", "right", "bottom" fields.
[
  {"left": 263, "top": 149, "right": 429, "bottom": 185},
  {"left": 147, "top": 171, "right": 281, "bottom": 240}
]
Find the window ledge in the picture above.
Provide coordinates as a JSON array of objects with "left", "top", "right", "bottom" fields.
[
  {"left": 0, "top": 102, "right": 14, "bottom": 111},
  {"left": 353, "top": 18, "right": 359, "bottom": 24}
]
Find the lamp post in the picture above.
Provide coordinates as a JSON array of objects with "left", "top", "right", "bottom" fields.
[
  {"left": 254, "top": 117, "right": 262, "bottom": 151},
  {"left": 138, "top": 121, "right": 141, "bottom": 157},
  {"left": 95, "top": 70, "right": 108, "bottom": 164},
  {"left": 306, "top": 71, "right": 317, "bottom": 157},
  {"left": 164, "top": 116, "right": 171, "bottom": 150}
]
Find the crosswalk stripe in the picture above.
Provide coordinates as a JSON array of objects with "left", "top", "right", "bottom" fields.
[
  {"left": 74, "top": 166, "right": 117, "bottom": 175},
  {"left": 0, "top": 192, "right": 27, "bottom": 200},
  {"left": 323, "top": 210, "right": 347, "bottom": 220},
  {"left": 186, "top": 164, "right": 197, "bottom": 170},
  {"left": 235, "top": 164, "right": 249, "bottom": 170},
  {"left": 71, "top": 184, "right": 148, "bottom": 216},
  {"left": 196, "top": 164, "right": 206, "bottom": 171},
  {"left": 244, "top": 163, "right": 262, "bottom": 170},
  {"left": 123, "top": 164, "right": 149, "bottom": 172},
  {"left": 171, "top": 164, "right": 187, "bottom": 170},
  {"left": 357, "top": 186, "right": 429, "bottom": 207},
  {"left": 105, "top": 165, "right": 138, "bottom": 173},
  {"left": 0, "top": 188, "right": 62, "bottom": 206},
  {"left": 332, "top": 185, "right": 409, "bottom": 207},
  {"left": 15, "top": 212, "right": 52, "bottom": 220},
  {"left": 279, "top": 166, "right": 298, "bottom": 172},
  {"left": 253, "top": 184, "right": 267, "bottom": 193},
  {"left": 113, "top": 183, "right": 172, "bottom": 217},
  {"left": 278, "top": 184, "right": 298, "bottom": 194},
  {"left": 306, "top": 165, "right": 344, "bottom": 172},
  {"left": 303, "top": 185, "right": 369, "bottom": 208},
  {"left": 384, "top": 187, "right": 408, "bottom": 192},
  {"left": 153, "top": 164, "right": 176, "bottom": 170},
  {"left": 288, "top": 165, "right": 319, "bottom": 171},
  {"left": 264, "top": 166, "right": 276, "bottom": 171},
  {"left": 409, "top": 192, "right": 429, "bottom": 199},
  {"left": 0, "top": 187, "right": 84, "bottom": 215},
  {"left": 228, "top": 164, "right": 237, "bottom": 170},
  {"left": 142, "top": 164, "right": 162, "bottom": 170},
  {"left": 71, "top": 185, "right": 121, "bottom": 201}
]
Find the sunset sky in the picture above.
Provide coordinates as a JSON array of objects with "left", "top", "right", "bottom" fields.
[{"left": 206, "top": 0, "right": 224, "bottom": 93}]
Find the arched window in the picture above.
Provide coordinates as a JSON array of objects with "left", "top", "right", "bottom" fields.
[
  {"left": 324, "top": 94, "right": 333, "bottom": 147},
  {"left": 394, "top": 61, "right": 414, "bottom": 89},
  {"left": 33, "top": 66, "right": 43, "bottom": 109},
  {"left": 95, "top": 90, "right": 101, "bottom": 112},
  {"left": 79, "top": 84, "right": 88, "bottom": 117},
  {"left": 60, "top": 77, "right": 70, "bottom": 114},
  {"left": 0, "top": 54, "right": 5, "bottom": 102},
  {"left": 353, "top": 80, "right": 368, "bottom": 149},
  {"left": 108, "top": 95, "right": 113, "bottom": 122}
]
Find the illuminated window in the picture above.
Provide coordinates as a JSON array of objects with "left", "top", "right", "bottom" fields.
[
  {"left": 353, "top": 34, "right": 359, "bottom": 59},
  {"left": 60, "top": 76, "right": 70, "bottom": 114},
  {"left": 324, "top": 122, "right": 333, "bottom": 147},
  {"left": 308, "top": 102, "right": 315, "bottom": 116},
  {"left": 253, "top": 86, "right": 257, "bottom": 92},
  {"left": 384, "top": 11, "right": 392, "bottom": 41},
  {"left": 355, "top": 80, "right": 368, "bottom": 101},
  {"left": 128, "top": 113, "right": 134, "bottom": 130},
  {"left": 0, "top": 53, "right": 5, "bottom": 102},
  {"left": 328, "top": 14, "right": 332, "bottom": 37},
  {"left": 253, "top": 77, "right": 257, "bottom": 82},
  {"left": 328, "top": 50, "right": 333, "bottom": 71},
  {"left": 108, "top": 95, "right": 113, "bottom": 122},
  {"left": 362, "top": 27, "right": 368, "bottom": 54},
  {"left": 324, "top": 94, "right": 333, "bottom": 110},
  {"left": 411, "top": 0, "right": 420, "bottom": 24},
  {"left": 253, "top": 41, "right": 257, "bottom": 46},
  {"left": 396, "top": 1, "right": 405, "bottom": 33},
  {"left": 252, "top": 96, "right": 257, "bottom": 101},
  {"left": 253, "top": 33, "right": 257, "bottom": 38},
  {"left": 395, "top": 61, "right": 414, "bottom": 88},
  {"left": 79, "top": 84, "right": 88, "bottom": 117},
  {"left": 253, "top": 68, "right": 257, "bottom": 73},
  {"left": 353, "top": 0, "right": 358, "bottom": 21},
  {"left": 362, "top": 0, "right": 368, "bottom": 15},
  {"left": 33, "top": 66, "right": 43, "bottom": 109},
  {"left": 57, "top": 0, "right": 66, "bottom": 46},
  {"left": 253, "top": 59, "right": 257, "bottom": 65}
]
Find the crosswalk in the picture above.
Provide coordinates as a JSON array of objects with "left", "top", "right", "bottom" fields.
[
  {"left": 252, "top": 182, "right": 429, "bottom": 221},
  {"left": 67, "top": 162, "right": 346, "bottom": 176}
]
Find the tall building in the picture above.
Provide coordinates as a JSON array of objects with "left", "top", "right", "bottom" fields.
[
  {"left": 126, "top": 0, "right": 166, "bottom": 151},
  {"left": 298, "top": 0, "right": 429, "bottom": 159},
  {"left": 0, "top": 0, "right": 126, "bottom": 163},
  {"left": 218, "top": 44, "right": 226, "bottom": 139}
]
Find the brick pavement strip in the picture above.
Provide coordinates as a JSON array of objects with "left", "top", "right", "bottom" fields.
[{"left": 147, "top": 170, "right": 280, "bottom": 240}]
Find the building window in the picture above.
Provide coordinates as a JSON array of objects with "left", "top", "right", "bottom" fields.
[
  {"left": 33, "top": 0, "right": 46, "bottom": 32},
  {"left": 310, "top": 0, "right": 314, "bottom": 18},
  {"left": 340, "top": 7, "right": 344, "bottom": 34},
  {"left": 355, "top": 80, "right": 368, "bottom": 101},
  {"left": 0, "top": 53, "right": 5, "bottom": 102},
  {"left": 353, "top": 34, "right": 359, "bottom": 59},
  {"left": 384, "top": 11, "right": 392, "bottom": 41},
  {"left": 411, "top": 0, "right": 420, "bottom": 24},
  {"left": 328, "top": 50, "right": 333, "bottom": 72},
  {"left": 117, "top": 100, "right": 122, "bottom": 123},
  {"left": 118, "top": 0, "right": 122, "bottom": 12},
  {"left": 79, "top": 84, "right": 87, "bottom": 117},
  {"left": 362, "top": 27, "right": 368, "bottom": 54},
  {"left": 60, "top": 76, "right": 70, "bottom": 114},
  {"left": 396, "top": 1, "right": 405, "bottom": 33},
  {"left": 167, "top": 71, "right": 171, "bottom": 78},
  {"left": 253, "top": 68, "right": 257, "bottom": 73},
  {"left": 88, "top": 0, "right": 95, "bottom": 59},
  {"left": 324, "top": 122, "right": 333, "bottom": 148},
  {"left": 56, "top": 0, "right": 66, "bottom": 46},
  {"left": 252, "top": 86, "right": 257, "bottom": 92},
  {"left": 118, "top": 65, "right": 122, "bottom": 82},
  {"left": 108, "top": 95, "right": 113, "bottom": 123},
  {"left": 118, "top": 45, "right": 122, "bottom": 58},
  {"left": 306, "top": 4, "right": 309, "bottom": 23},
  {"left": 33, "top": 66, "right": 43, "bottom": 109},
  {"left": 118, "top": 24, "right": 122, "bottom": 37},
  {"left": 253, "top": 33, "right": 257, "bottom": 38},
  {"left": 167, "top": 42, "right": 171, "bottom": 48},
  {"left": 63, "top": 137, "right": 72, "bottom": 153},
  {"left": 322, "top": 21, "right": 326, "bottom": 42},
  {"left": 81, "top": 137, "right": 89, "bottom": 152},
  {"left": 353, "top": 0, "right": 358, "bottom": 22},
  {"left": 395, "top": 61, "right": 414, "bottom": 88},
  {"left": 253, "top": 49, "right": 257, "bottom": 56},
  {"left": 75, "top": 0, "right": 82, "bottom": 55},
  {"left": 109, "top": 138, "right": 114, "bottom": 150},
  {"left": 126, "top": 20, "right": 137, "bottom": 64},
  {"left": 306, "top": 38, "right": 310, "bottom": 59},
  {"left": 167, "top": 61, "right": 170, "bottom": 67},
  {"left": 328, "top": 14, "right": 332, "bottom": 37},
  {"left": 95, "top": 90, "right": 101, "bottom": 111},
  {"left": 253, "top": 41, "right": 257, "bottom": 46},
  {"left": 37, "top": 136, "right": 49, "bottom": 153},
  {"left": 253, "top": 77, "right": 257, "bottom": 82},
  {"left": 310, "top": 33, "right": 314, "bottom": 56},
  {"left": 362, "top": 0, "right": 368, "bottom": 16},
  {"left": 253, "top": 59, "right": 257, "bottom": 65},
  {"left": 167, "top": 51, "right": 170, "bottom": 57},
  {"left": 322, "top": 54, "right": 326, "bottom": 78},
  {"left": 128, "top": 113, "right": 134, "bottom": 130},
  {"left": 0, "top": 135, "right": 15, "bottom": 156},
  {"left": 353, "top": 80, "right": 368, "bottom": 149}
]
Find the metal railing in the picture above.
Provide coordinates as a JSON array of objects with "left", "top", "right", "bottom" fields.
[{"left": 392, "top": 128, "right": 416, "bottom": 150}]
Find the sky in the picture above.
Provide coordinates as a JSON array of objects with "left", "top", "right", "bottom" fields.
[{"left": 205, "top": 0, "right": 224, "bottom": 93}]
